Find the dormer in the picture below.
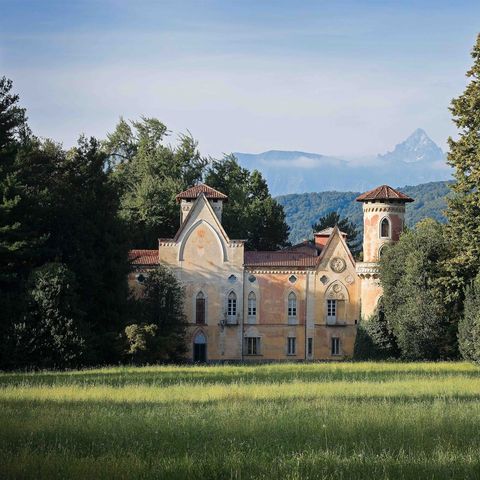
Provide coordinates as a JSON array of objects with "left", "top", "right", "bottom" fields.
[{"left": 175, "top": 183, "right": 228, "bottom": 224}]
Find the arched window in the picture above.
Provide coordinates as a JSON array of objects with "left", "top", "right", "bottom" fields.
[
  {"left": 196, "top": 291, "right": 206, "bottom": 324},
  {"left": 227, "top": 291, "right": 237, "bottom": 323},
  {"left": 248, "top": 292, "right": 257, "bottom": 318},
  {"left": 288, "top": 292, "right": 297, "bottom": 322},
  {"left": 193, "top": 331, "right": 207, "bottom": 362},
  {"left": 380, "top": 218, "right": 390, "bottom": 238}
]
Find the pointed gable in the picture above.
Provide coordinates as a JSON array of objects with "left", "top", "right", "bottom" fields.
[{"left": 317, "top": 225, "right": 356, "bottom": 270}]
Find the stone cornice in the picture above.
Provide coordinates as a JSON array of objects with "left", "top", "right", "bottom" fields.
[{"left": 356, "top": 262, "right": 380, "bottom": 278}]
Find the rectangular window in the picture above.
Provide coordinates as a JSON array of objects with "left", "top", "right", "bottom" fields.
[
  {"left": 245, "top": 337, "right": 260, "bottom": 355},
  {"left": 331, "top": 337, "right": 340, "bottom": 355},
  {"left": 227, "top": 299, "right": 237, "bottom": 316},
  {"left": 327, "top": 299, "right": 337, "bottom": 324},
  {"left": 307, "top": 337, "right": 313, "bottom": 356},
  {"left": 248, "top": 299, "right": 256, "bottom": 317},
  {"left": 287, "top": 337, "right": 296, "bottom": 355}
]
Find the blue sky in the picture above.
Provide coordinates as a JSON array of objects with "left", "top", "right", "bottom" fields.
[{"left": 1, "top": 0, "right": 479, "bottom": 157}]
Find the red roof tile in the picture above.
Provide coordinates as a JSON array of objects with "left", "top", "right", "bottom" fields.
[
  {"left": 244, "top": 250, "right": 318, "bottom": 268},
  {"left": 128, "top": 249, "right": 159, "bottom": 266},
  {"left": 356, "top": 185, "right": 414, "bottom": 203},
  {"left": 176, "top": 184, "right": 228, "bottom": 202}
]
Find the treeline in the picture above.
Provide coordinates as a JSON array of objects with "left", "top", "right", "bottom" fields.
[
  {"left": 355, "top": 34, "right": 480, "bottom": 363},
  {"left": 0, "top": 78, "right": 289, "bottom": 370}
]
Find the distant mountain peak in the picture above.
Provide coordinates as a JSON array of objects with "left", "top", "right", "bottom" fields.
[{"left": 379, "top": 128, "right": 444, "bottom": 164}]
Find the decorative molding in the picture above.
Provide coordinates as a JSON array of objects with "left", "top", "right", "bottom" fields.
[
  {"left": 330, "top": 257, "right": 347, "bottom": 273},
  {"left": 356, "top": 262, "right": 380, "bottom": 278}
]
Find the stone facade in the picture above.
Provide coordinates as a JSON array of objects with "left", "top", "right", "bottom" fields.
[{"left": 128, "top": 183, "right": 413, "bottom": 361}]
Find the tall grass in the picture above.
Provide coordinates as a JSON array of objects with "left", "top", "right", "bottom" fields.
[{"left": 1, "top": 362, "right": 479, "bottom": 479}]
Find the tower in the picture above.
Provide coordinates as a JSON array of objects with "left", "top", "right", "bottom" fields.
[
  {"left": 175, "top": 183, "right": 228, "bottom": 224},
  {"left": 356, "top": 185, "right": 414, "bottom": 319}
]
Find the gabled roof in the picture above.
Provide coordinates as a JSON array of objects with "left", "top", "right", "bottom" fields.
[
  {"left": 128, "top": 249, "right": 159, "bottom": 265},
  {"left": 314, "top": 227, "right": 347, "bottom": 237},
  {"left": 176, "top": 184, "right": 228, "bottom": 203},
  {"left": 356, "top": 185, "right": 414, "bottom": 203}
]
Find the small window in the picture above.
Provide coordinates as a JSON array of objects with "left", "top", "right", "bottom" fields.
[
  {"left": 307, "top": 337, "right": 313, "bottom": 356},
  {"left": 380, "top": 218, "right": 390, "bottom": 238},
  {"left": 245, "top": 337, "right": 260, "bottom": 355},
  {"left": 327, "top": 299, "right": 337, "bottom": 321},
  {"left": 288, "top": 292, "right": 297, "bottom": 321},
  {"left": 196, "top": 292, "right": 206, "bottom": 324},
  {"left": 289, "top": 275, "right": 297, "bottom": 284},
  {"left": 227, "top": 291, "right": 237, "bottom": 322},
  {"left": 228, "top": 274, "right": 237, "bottom": 284},
  {"left": 331, "top": 337, "right": 340, "bottom": 355},
  {"left": 248, "top": 292, "right": 257, "bottom": 318},
  {"left": 320, "top": 275, "right": 329, "bottom": 285},
  {"left": 287, "top": 337, "right": 296, "bottom": 355},
  {"left": 136, "top": 273, "right": 146, "bottom": 283},
  {"left": 248, "top": 274, "right": 256, "bottom": 283}
]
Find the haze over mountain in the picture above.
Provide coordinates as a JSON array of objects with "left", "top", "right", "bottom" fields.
[{"left": 235, "top": 129, "right": 451, "bottom": 196}]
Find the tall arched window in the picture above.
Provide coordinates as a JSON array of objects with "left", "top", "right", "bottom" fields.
[
  {"left": 196, "top": 291, "right": 206, "bottom": 324},
  {"left": 288, "top": 292, "right": 297, "bottom": 323},
  {"left": 380, "top": 218, "right": 390, "bottom": 238},
  {"left": 248, "top": 292, "right": 257, "bottom": 319},
  {"left": 227, "top": 291, "right": 237, "bottom": 323}
]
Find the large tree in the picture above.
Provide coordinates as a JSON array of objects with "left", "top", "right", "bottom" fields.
[
  {"left": 458, "top": 274, "right": 480, "bottom": 363},
  {"left": 9, "top": 263, "right": 85, "bottom": 369},
  {"left": 126, "top": 265, "right": 187, "bottom": 363},
  {"left": 444, "top": 34, "right": 480, "bottom": 302},
  {"left": 312, "top": 211, "right": 360, "bottom": 254},
  {"left": 205, "top": 155, "right": 290, "bottom": 250},
  {"left": 379, "top": 219, "right": 457, "bottom": 360},
  {"left": 105, "top": 117, "right": 207, "bottom": 247}
]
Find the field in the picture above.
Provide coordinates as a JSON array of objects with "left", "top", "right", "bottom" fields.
[{"left": 1, "top": 362, "right": 480, "bottom": 479}]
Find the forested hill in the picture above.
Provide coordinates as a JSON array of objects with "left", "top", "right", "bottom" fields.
[{"left": 276, "top": 181, "right": 451, "bottom": 245}]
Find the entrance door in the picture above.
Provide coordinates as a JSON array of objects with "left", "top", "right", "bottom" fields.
[{"left": 193, "top": 332, "right": 207, "bottom": 362}]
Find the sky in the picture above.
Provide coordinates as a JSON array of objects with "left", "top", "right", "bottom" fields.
[{"left": 1, "top": 0, "right": 479, "bottom": 158}]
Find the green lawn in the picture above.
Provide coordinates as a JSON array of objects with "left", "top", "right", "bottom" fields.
[{"left": 1, "top": 362, "right": 480, "bottom": 479}]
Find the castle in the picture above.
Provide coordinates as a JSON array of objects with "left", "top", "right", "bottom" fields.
[{"left": 128, "top": 183, "right": 413, "bottom": 361}]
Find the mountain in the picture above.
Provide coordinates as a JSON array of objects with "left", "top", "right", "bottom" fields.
[
  {"left": 234, "top": 129, "right": 452, "bottom": 196},
  {"left": 276, "top": 181, "right": 451, "bottom": 245},
  {"left": 379, "top": 128, "right": 444, "bottom": 164}
]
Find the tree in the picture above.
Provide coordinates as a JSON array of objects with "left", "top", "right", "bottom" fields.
[
  {"left": 444, "top": 34, "right": 480, "bottom": 302},
  {"left": 354, "top": 298, "right": 399, "bottom": 360},
  {"left": 312, "top": 211, "right": 360, "bottom": 254},
  {"left": 105, "top": 117, "right": 207, "bottom": 247},
  {"left": 458, "top": 274, "right": 480, "bottom": 362},
  {"left": 126, "top": 265, "right": 187, "bottom": 363},
  {"left": 9, "top": 263, "right": 85, "bottom": 369},
  {"left": 379, "top": 219, "right": 457, "bottom": 360},
  {"left": 205, "top": 155, "right": 290, "bottom": 250}
]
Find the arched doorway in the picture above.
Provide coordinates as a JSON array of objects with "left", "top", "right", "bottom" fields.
[{"left": 193, "top": 332, "right": 207, "bottom": 362}]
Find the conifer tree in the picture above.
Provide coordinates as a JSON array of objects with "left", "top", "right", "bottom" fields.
[{"left": 445, "top": 34, "right": 480, "bottom": 301}]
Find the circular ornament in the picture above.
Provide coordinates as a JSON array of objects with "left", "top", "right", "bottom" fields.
[{"left": 330, "top": 257, "right": 346, "bottom": 273}]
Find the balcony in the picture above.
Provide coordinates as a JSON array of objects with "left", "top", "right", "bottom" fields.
[{"left": 326, "top": 318, "right": 347, "bottom": 327}]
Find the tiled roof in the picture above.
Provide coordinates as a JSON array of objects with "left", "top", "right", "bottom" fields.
[
  {"left": 128, "top": 249, "right": 159, "bottom": 265},
  {"left": 314, "top": 227, "right": 347, "bottom": 236},
  {"left": 244, "top": 250, "right": 318, "bottom": 268},
  {"left": 356, "top": 185, "right": 414, "bottom": 203},
  {"left": 176, "top": 184, "right": 228, "bottom": 202}
]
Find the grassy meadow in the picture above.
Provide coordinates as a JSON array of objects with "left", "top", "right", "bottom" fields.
[{"left": 1, "top": 362, "right": 480, "bottom": 479}]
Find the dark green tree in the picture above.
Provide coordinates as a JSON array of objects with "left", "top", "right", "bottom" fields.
[
  {"left": 458, "top": 274, "right": 480, "bottom": 362},
  {"left": 126, "top": 265, "right": 187, "bottom": 363},
  {"left": 380, "top": 219, "right": 457, "bottom": 360},
  {"left": 312, "top": 211, "right": 360, "bottom": 254},
  {"left": 354, "top": 298, "right": 399, "bottom": 360},
  {"left": 105, "top": 117, "right": 207, "bottom": 247},
  {"left": 205, "top": 155, "right": 290, "bottom": 250},
  {"left": 444, "top": 34, "right": 480, "bottom": 301},
  {"left": 9, "top": 263, "right": 85, "bottom": 369}
]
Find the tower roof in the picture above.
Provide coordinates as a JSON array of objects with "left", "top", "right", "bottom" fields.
[
  {"left": 175, "top": 183, "right": 228, "bottom": 203},
  {"left": 356, "top": 185, "right": 414, "bottom": 203}
]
